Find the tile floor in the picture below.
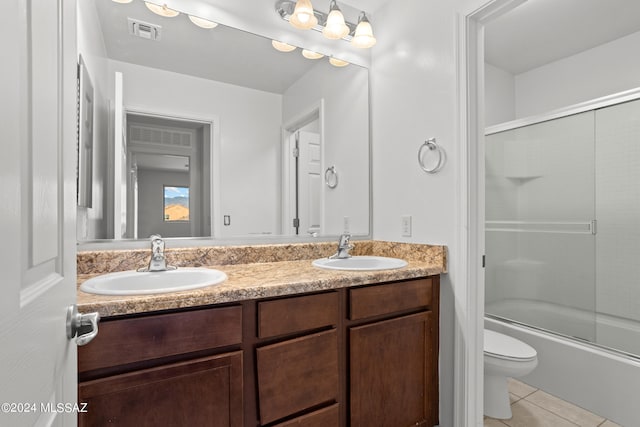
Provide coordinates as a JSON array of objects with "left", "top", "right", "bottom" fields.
[{"left": 483, "top": 379, "right": 623, "bottom": 427}]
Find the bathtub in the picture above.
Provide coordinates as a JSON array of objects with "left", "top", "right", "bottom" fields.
[{"left": 486, "top": 299, "right": 640, "bottom": 426}]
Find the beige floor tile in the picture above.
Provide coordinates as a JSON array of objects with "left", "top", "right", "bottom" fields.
[
  {"left": 526, "top": 390, "right": 605, "bottom": 427},
  {"left": 502, "top": 400, "right": 578, "bottom": 427},
  {"left": 599, "top": 420, "right": 623, "bottom": 427},
  {"left": 509, "top": 392, "right": 521, "bottom": 404},
  {"left": 507, "top": 378, "right": 538, "bottom": 398},
  {"left": 484, "top": 417, "right": 509, "bottom": 427}
]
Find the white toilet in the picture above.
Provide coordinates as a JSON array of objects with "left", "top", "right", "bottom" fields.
[{"left": 484, "top": 329, "right": 538, "bottom": 419}]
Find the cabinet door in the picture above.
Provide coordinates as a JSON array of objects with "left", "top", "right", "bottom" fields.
[
  {"left": 350, "top": 312, "right": 437, "bottom": 427},
  {"left": 79, "top": 352, "right": 243, "bottom": 427}
]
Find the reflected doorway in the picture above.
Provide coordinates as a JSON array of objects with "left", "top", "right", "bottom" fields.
[
  {"left": 282, "top": 102, "right": 324, "bottom": 237},
  {"left": 125, "top": 113, "right": 211, "bottom": 238}
]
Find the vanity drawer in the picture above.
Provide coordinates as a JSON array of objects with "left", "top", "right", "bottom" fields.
[
  {"left": 349, "top": 278, "right": 432, "bottom": 320},
  {"left": 271, "top": 403, "right": 340, "bottom": 427},
  {"left": 258, "top": 291, "right": 339, "bottom": 338},
  {"left": 79, "top": 351, "right": 243, "bottom": 427},
  {"left": 78, "top": 305, "right": 242, "bottom": 373},
  {"left": 256, "top": 329, "right": 339, "bottom": 425}
]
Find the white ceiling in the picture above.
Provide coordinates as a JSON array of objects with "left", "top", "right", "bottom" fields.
[
  {"left": 93, "top": 0, "right": 325, "bottom": 94},
  {"left": 93, "top": 0, "right": 640, "bottom": 90},
  {"left": 344, "top": 0, "right": 392, "bottom": 13},
  {"left": 91, "top": 0, "right": 386, "bottom": 94},
  {"left": 485, "top": 0, "right": 640, "bottom": 75}
]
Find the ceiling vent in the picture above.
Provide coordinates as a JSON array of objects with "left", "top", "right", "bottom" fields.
[{"left": 128, "top": 18, "right": 161, "bottom": 41}]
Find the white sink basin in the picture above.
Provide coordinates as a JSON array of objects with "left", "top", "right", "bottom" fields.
[
  {"left": 80, "top": 267, "right": 227, "bottom": 296},
  {"left": 312, "top": 256, "right": 408, "bottom": 271}
]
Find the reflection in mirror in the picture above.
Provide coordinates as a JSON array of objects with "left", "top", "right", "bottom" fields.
[
  {"left": 76, "top": 0, "right": 370, "bottom": 243},
  {"left": 125, "top": 113, "right": 211, "bottom": 239},
  {"left": 164, "top": 185, "right": 190, "bottom": 222}
]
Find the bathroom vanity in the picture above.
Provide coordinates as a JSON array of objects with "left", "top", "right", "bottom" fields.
[{"left": 76, "top": 241, "right": 445, "bottom": 427}]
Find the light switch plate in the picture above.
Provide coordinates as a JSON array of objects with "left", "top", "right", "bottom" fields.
[{"left": 401, "top": 215, "right": 412, "bottom": 237}]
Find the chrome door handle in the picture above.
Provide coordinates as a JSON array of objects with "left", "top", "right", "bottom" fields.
[{"left": 66, "top": 305, "right": 100, "bottom": 346}]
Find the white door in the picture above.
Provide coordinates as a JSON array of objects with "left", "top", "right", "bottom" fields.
[
  {"left": 297, "top": 131, "right": 322, "bottom": 236},
  {"left": 1, "top": 0, "right": 79, "bottom": 425},
  {"left": 113, "top": 72, "right": 127, "bottom": 239}
]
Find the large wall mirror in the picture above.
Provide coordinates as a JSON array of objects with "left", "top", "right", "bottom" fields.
[{"left": 77, "top": 0, "right": 370, "bottom": 245}]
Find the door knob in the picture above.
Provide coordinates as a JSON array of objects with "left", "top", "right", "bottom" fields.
[{"left": 66, "top": 305, "right": 100, "bottom": 346}]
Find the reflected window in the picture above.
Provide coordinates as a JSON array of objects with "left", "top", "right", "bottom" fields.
[{"left": 164, "top": 186, "right": 190, "bottom": 222}]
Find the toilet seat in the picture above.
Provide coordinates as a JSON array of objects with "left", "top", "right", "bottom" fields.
[{"left": 484, "top": 329, "right": 537, "bottom": 362}]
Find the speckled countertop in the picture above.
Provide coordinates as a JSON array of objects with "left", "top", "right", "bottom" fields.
[{"left": 77, "top": 240, "right": 447, "bottom": 317}]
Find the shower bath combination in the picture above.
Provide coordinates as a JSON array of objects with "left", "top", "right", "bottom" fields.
[{"left": 484, "top": 89, "right": 640, "bottom": 426}]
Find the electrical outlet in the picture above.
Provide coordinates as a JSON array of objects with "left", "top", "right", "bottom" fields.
[
  {"left": 401, "top": 215, "right": 412, "bottom": 237},
  {"left": 343, "top": 216, "right": 350, "bottom": 233}
]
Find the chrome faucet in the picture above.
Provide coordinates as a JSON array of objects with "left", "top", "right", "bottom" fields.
[
  {"left": 330, "top": 233, "right": 354, "bottom": 259},
  {"left": 140, "top": 234, "right": 175, "bottom": 272}
]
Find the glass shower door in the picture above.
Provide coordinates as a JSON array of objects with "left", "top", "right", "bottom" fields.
[
  {"left": 485, "top": 111, "right": 597, "bottom": 341},
  {"left": 594, "top": 98, "right": 640, "bottom": 357}
]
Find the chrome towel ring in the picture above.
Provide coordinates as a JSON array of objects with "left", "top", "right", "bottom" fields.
[
  {"left": 325, "top": 165, "right": 338, "bottom": 188},
  {"left": 418, "top": 138, "right": 445, "bottom": 174}
]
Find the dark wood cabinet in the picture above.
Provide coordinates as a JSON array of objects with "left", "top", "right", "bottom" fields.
[
  {"left": 350, "top": 312, "right": 437, "bottom": 427},
  {"left": 255, "top": 291, "right": 340, "bottom": 425},
  {"left": 78, "top": 305, "right": 244, "bottom": 427},
  {"left": 347, "top": 277, "right": 439, "bottom": 427},
  {"left": 79, "top": 352, "right": 243, "bottom": 427},
  {"left": 78, "top": 276, "right": 439, "bottom": 427},
  {"left": 256, "top": 329, "right": 339, "bottom": 424},
  {"left": 271, "top": 403, "right": 340, "bottom": 427}
]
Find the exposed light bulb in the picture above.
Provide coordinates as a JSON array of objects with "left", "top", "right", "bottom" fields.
[
  {"left": 322, "top": 0, "right": 349, "bottom": 40},
  {"left": 351, "top": 12, "right": 376, "bottom": 48},
  {"left": 302, "top": 49, "right": 324, "bottom": 59},
  {"left": 272, "top": 40, "right": 297, "bottom": 52},
  {"left": 290, "top": 0, "right": 318, "bottom": 30},
  {"left": 188, "top": 15, "right": 218, "bottom": 29},
  {"left": 329, "top": 57, "right": 349, "bottom": 67},
  {"left": 145, "top": 2, "right": 180, "bottom": 18}
]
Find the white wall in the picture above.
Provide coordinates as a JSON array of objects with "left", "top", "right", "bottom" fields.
[
  {"left": 484, "top": 63, "right": 515, "bottom": 126},
  {"left": 76, "top": 0, "right": 110, "bottom": 239},
  {"left": 515, "top": 30, "right": 640, "bottom": 118},
  {"left": 283, "top": 61, "right": 370, "bottom": 236},
  {"left": 485, "top": 31, "right": 640, "bottom": 126},
  {"left": 371, "top": 1, "right": 487, "bottom": 424},
  {"left": 109, "top": 59, "right": 283, "bottom": 238}
]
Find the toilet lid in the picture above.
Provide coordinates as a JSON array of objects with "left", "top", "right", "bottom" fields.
[{"left": 484, "top": 329, "right": 537, "bottom": 361}]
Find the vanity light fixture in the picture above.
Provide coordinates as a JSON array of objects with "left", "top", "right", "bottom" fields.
[
  {"left": 275, "top": 0, "right": 376, "bottom": 48},
  {"left": 351, "top": 12, "right": 376, "bottom": 48},
  {"left": 289, "top": 0, "right": 318, "bottom": 30},
  {"left": 329, "top": 57, "right": 349, "bottom": 67},
  {"left": 188, "top": 15, "right": 218, "bottom": 29},
  {"left": 302, "top": 49, "right": 324, "bottom": 59},
  {"left": 322, "top": 0, "right": 349, "bottom": 40},
  {"left": 112, "top": 0, "right": 133, "bottom": 3},
  {"left": 272, "top": 40, "right": 297, "bottom": 52},
  {"left": 144, "top": 2, "right": 179, "bottom": 18}
]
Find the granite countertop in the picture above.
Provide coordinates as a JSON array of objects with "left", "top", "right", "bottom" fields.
[{"left": 77, "top": 240, "right": 447, "bottom": 318}]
